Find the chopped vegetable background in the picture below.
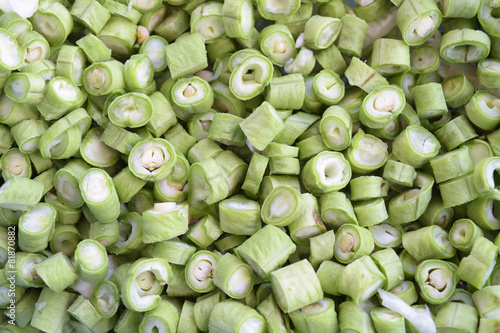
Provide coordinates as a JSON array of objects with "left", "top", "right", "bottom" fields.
[{"left": 1, "top": 0, "right": 500, "bottom": 332}]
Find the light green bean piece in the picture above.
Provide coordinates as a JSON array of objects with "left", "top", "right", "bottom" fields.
[
  {"left": 346, "top": 129, "right": 388, "bottom": 174},
  {"left": 76, "top": 33, "right": 112, "bottom": 63},
  {"left": 186, "top": 215, "right": 222, "bottom": 249},
  {"left": 185, "top": 250, "right": 218, "bottom": 293},
  {"left": 289, "top": 298, "right": 339, "bottom": 333},
  {"left": 209, "top": 299, "right": 266, "bottom": 332},
  {"left": 302, "top": 151, "right": 351, "bottom": 194},
  {"left": 0, "top": 12, "right": 32, "bottom": 39},
  {"left": 239, "top": 101, "right": 284, "bottom": 150},
  {"left": 108, "top": 212, "right": 145, "bottom": 255},
  {"left": 261, "top": 185, "right": 303, "bottom": 227},
  {"left": 164, "top": 32, "right": 208, "bottom": 80},
  {"left": 55, "top": 45, "right": 86, "bottom": 86},
  {"left": 188, "top": 158, "right": 229, "bottom": 218},
  {"left": 430, "top": 146, "right": 474, "bottom": 183},
  {"left": 371, "top": 38, "right": 410, "bottom": 76},
  {"left": 303, "top": 15, "right": 341, "bottom": 50},
  {"left": 1, "top": 148, "right": 32, "bottom": 180},
  {"left": 345, "top": 57, "right": 389, "bottom": 93},
  {"left": 415, "top": 259, "right": 457, "bottom": 304},
  {"left": 171, "top": 76, "right": 214, "bottom": 114},
  {"left": 80, "top": 127, "right": 120, "bottom": 168},
  {"left": 67, "top": 295, "right": 103, "bottom": 328},
  {"left": 213, "top": 252, "right": 254, "bottom": 299},
  {"left": 15, "top": 252, "right": 46, "bottom": 288},
  {"left": 18, "top": 203, "right": 56, "bottom": 253},
  {"left": 97, "top": 15, "right": 137, "bottom": 57},
  {"left": 30, "top": 288, "right": 75, "bottom": 333},
  {"left": 402, "top": 225, "right": 456, "bottom": 261},
  {"left": 139, "top": 300, "right": 180, "bottom": 333},
  {"left": 35, "top": 252, "right": 78, "bottom": 293},
  {"left": 79, "top": 168, "right": 120, "bottom": 224},
  {"left": 397, "top": 0, "right": 441, "bottom": 46},
  {"left": 392, "top": 126, "right": 440, "bottom": 168},
  {"left": 139, "top": 35, "right": 168, "bottom": 73},
  {"left": 142, "top": 203, "right": 189, "bottom": 243},
  {"left": 271, "top": 259, "right": 323, "bottom": 313},
  {"left": 74, "top": 239, "right": 108, "bottom": 284},
  {"left": 222, "top": 0, "right": 254, "bottom": 39},
  {"left": 388, "top": 281, "right": 418, "bottom": 305},
  {"left": 0, "top": 177, "right": 44, "bottom": 211},
  {"left": 190, "top": 2, "right": 225, "bottom": 44},
  {"left": 336, "top": 15, "right": 369, "bottom": 58},
  {"left": 219, "top": 195, "right": 260, "bottom": 235},
  {"left": 338, "top": 256, "right": 386, "bottom": 304},
  {"left": 235, "top": 225, "right": 296, "bottom": 280},
  {"left": 339, "top": 301, "right": 375, "bottom": 333},
  {"left": 229, "top": 55, "right": 273, "bottom": 101},
  {"left": 265, "top": 73, "right": 305, "bottom": 110},
  {"left": 360, "top": 85, "right": 405, "bottom": 129},
  {"left": 107, "top": 92, "right": 154, "bottom": 128},
  {"left": 83, "top": 60, "right": 125, "bottom": 96},
  {"left": 257, "top": 0, "right": 300, "bottom": 20},
  {"left": 128, "top": 138, "right": 177, "bottom": 182},
  {"left": 370, "top": 307, "right": 405, "bottom": 333},
  {"left": 334, "top": 222, "right": 374, "bottom": 265},
  {"left": 286, "top": 193, "right": 325, "bottom": 245},
  {"left": 465, "top": 90, "right": 500, "bottom": 131},
  {"left": 440, "top": 29, "right": 491, "bottom": 64},
  {"left": 457, "top": 236, "right": 498, "bottom": 289},
  {"left": 313, "top": 70, "right": 344, "bottom": 106},
  {"left": 435, "top": 302, "right": 478, "bottom": 333},
  {"left": 121, "top": 258, "right": 172, "bottom": 312}
]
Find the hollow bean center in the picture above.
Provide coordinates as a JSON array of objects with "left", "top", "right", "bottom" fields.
[
  {"left": 61, "top": 179, "right": 76, "bottom": 197},
  {"left": 137, "top": 26, "right": 149, "bottom": 44},
  {"left": 274, "top": 41, "right": 286, "bottom": 54},
  {"left": 487, "top": 99, "right": 500, "bottom": 108},
  {"left": 61, "top": 239, "right": 74, "bottom": 250},
  {"left": 118, "top": 222, "right": 133, "bottom": 242},
  {"left": 453, "top": 226, "right": 468, "bottom": 243},
  {"left": 86, "top": 177, "right": 108, "bottom": 195},
  {"left": 7, "top": 156, "right": 24, "bottom": 176},
  {"left": 485, "top": 61, "right": 500, "bottom": 73},
  {"left": 89, "top": 68, "right": 106, "bottom": 89},
  {"left": 323, "top": 159, "right": 338, "bottom": 176},
  {"left": 194, "top": 260, "right": 213, "bottom": 282},
  {"left": 243, "top": 68, "right": 259, "bottom": 83},
  {"left": 200, "top": 120, "right": 212, "bottom": 131},
  {"left": 377, "top": 310, "right": 399, "bottom": 322},
  {"left": 339, "top": 233, "right": 355, "bottom": 253},
  {"left": 374, "top": 94, "right": 396, "bottom": 112},
  {"left": 427, "top": 269, "right": 447, "bottom": 291},
  {"left": 415, "top": 16, "right": 434, "bottom": 38},
  {"left": 313, "top": 210, "right": 324, "bottom": 227},
  {"left": 29, "top": 264, "right": 39, "bottom": 279},
  {"left": 196, "top": 70, "right": 213, "bottom": 82},
  {"left": 140, "top": 146, "right": 165, "bottom": 172},
  {"left": 183, "top": 84, "right": 197, "bottom": 97},
  {"left": 97, "top": 297, "right": 112, "bottom": 312},
  {"left": 386, "top": 121, "right": 397, "bottom": 132},
  {"left": 300, "top": 301, "right": 324, "bottom": 314},
  {"left": 390, "top": 283, "right": 405, "bottom": 294},
  {"left": 26, "top": 47, "right": 42, "bottom": 63},
  {"left": 137, "top": 271, "right": 156, "bottom": 291},
  {"left": 491, "top": 7, "right": 500, "bottom": 19},
  {"left": 436, "top": 215, "right": 447, "bottom": 227}
]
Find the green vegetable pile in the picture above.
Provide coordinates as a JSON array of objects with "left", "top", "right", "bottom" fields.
[{"left": 1, "top": 0, "right": 500, "bottom": 332}]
